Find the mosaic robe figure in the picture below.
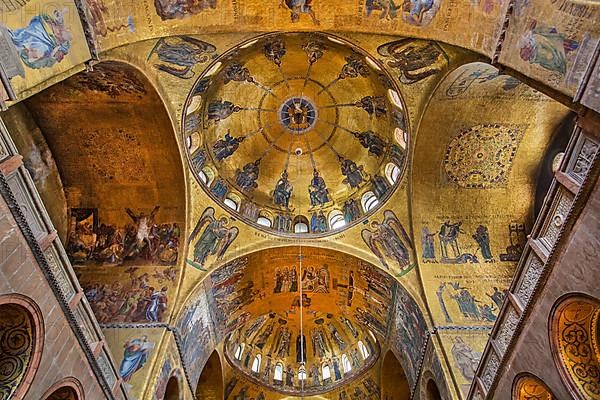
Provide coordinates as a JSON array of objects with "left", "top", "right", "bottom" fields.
[
  {"left": 311, "top": 327, "right": 328, "bottom": 357},
  {"left": 372, "top": 174, "right": 390, "bottom": 198},
  {"left": 281, "top": 0, "right": 320, "bottom": 24},
  {"left": 9, "top": 10, "right": 72, "bottom": 69},
  {"left": 328, "top": 323, "right": 347, "bottom": 351},
  {"left": 487, "top": 287, "right": 506, "bottom": 309},
  {"left": 309, "top": 363, "right": 320, "bottom": 386},
  {"left": 264, "top": 38, "right": 287, "bottom": 66},
  {"left": 450, "top": 286, "right": 480, "bottom": 320},
  {"left": 340, "top": 158, "right": 366, "bottom": 189},
  {"left": 296, "top": 333, "right": 307, "bottom": 363},
  {"left": 402, "top": 0, "right": 435, "bottom": 25},
  {"left": 208, "top": 100, "right": 241, "bottom": 123},
  {"left": 390, "top": 143, "right": 406, "bottom": 166},
  {"left": 311, "top": 211, "right": 327, "bottom": 233},
  {"left": 343, "top": 199, "right": 361, "bottom": 223},
  {"left": 518, "top": 21, "right": 578, "bottom": 75},
  {"left": 286, "top": 364, "right": 295, "bottom": 387},
  {"left": 144, "top": 286, "right": 168, "bottom": 322},
  {"left": 353, "top": 130, "right": 386, "bottom": 157},
  {"left": 342, "top": 317, "right": 359, "bottom": 338},
  {"left": 236, "top": 160, "right": 260, "bottom": 192},
  {"left": 332, "top": 357, "right": 342, "bottom": 380},
  {"left": 255, "top": 323, "right": 274, "bottom": 350},
  {"left": 276, "top": 327, "right": 292, "bottom": 358},
  {"left": 479, "top": 303, "right": 497, "bottom": 322},
  {"left": 438, "top": 221, "right": 464, "bottom": 259},
  {"left": 290, "top": 268, "right": 298, "bottom": 292},
  {"left": 356, "top": 96, "right": 387, "bottom": 117},
  {"left": 151, "top": 36, "right": 216, "bottom": 78},
  {"left": 309, "top": 170, "right": 330, "bottom": 206},
  {"left": 189, "top": 208, "right": 239, "bottom": 267},
  {"left": 451, "top": 337, "right": 481, "bottom": 380},
  {"left": 378, "top": 39, "right": 445, "bottom": 84},
  {"left": 303, "top": 40, "right": 326, "bottom": 64},
  {"left": 223, "top": 63, "right": 254, "bottom": 84},
  {"left": 421, "top": 227, "right": 437, "bottom": 262},
  {"left": 213, "top": 131, "right": 245, "bottom": 161},
  {"left": 192, "top": 150, "right": 206, "bottom": 172},
  {"left": 119, "top": 336, "right": 154, "bottom": 382},
  {"left": 276, "top": 213, "right": 292, "bottom": 232},
  {"left": 350, "top": 348, "right": 361, "bottom": 367},
  {"left": 472, "top": 225, "right": 494, "bottom": 262},
  {"left": 154, "top": 0, "right": 217, "bottom": 20},
  {"left": 273, "top": 171, "right": 293, "bottom": 207},
  {"left": 362, "top": 210, "right": 412, "bottom": 270},
  {"left": 365, "top": 0, "right": 401, "bottom": 20},
  {"left": 262, "top": 358, "right": 272, "bottom": 382}
]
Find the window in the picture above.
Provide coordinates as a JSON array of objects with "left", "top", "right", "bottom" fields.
[
  {"left": 224, "top": 197, "right": 239, "bottom": 211},
  {"left": 328, "top": 210, "right": 346, "bottom": 230},
  {"left": 358, "top": 341, "right": 369, "bottom": 359},
  {"left": 257, "top": 216, "right": 273, "bottom": 227},
  {"left": 361, "top": 191, "right": 379, "bottom": 212},
  {"left": 274, "top": 363, "right": 284, "bottom": 382},
  {"left": 394, "top": 127, "right": 408, "bottom": 149},
  {"left": 385, "top": 163, "right": 401, "bottom": 185},
  {"left": 388, "top": 89, "right": 403, "bottom": 110},
  {"left": 298, "top": 367, "right": 307, "bottom": 381},
  {"left": 322, "top": 364, "right": 331, "bottom": 380},
  {"left": 294, "top": 222, "right": 309, "bottom": 233},
  {"left": 251, "top": 354, "right": 261, "bottom": 373},
  {"left": 234, "top": 344, "right": 245, "bottom": 360},
  {"left": 342, "top": 355, "right": 352, "bottom": 373},
  {"left": 201, "top": 167, "right": 215, "bottom": 186},
  {"left": 198, "top": 170, "right": 208, "bottom": 184}
]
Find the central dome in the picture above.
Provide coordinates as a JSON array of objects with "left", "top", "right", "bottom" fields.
[{"left": 183, "top": 32, "right": 409, "bottom": 236}]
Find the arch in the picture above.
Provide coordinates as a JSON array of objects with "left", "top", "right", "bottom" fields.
[
  {"left": 321, "top": 363, "right": 331, "bottom": 381},
  {"left": 426, "top": 379, "right": 442, "bottom": 400},
  {"left": 224, "top": 196, "right": 240, "bottom": 211},
  {"left": 195, "top": 351, "right": 223, "bottom": 400},
  {"left": 394, "top": 127, "right": 408, "bottom": 150},
  {"left": 512, "top": 373, "right": 554, "bottom": 400},
  {"left": 328, "top": 209, "right": 346, "bottom": 230},
  {"left": 381, "top": 351, "right": 410, "bottom": 400},
  {"left": 257, "top": 211, "right": 273, "bottom": 228},
  {"left": 164, "top": 376, "right": 180, "bottom": 400},
  {"left": 274, "top": 363, "right": 284, "bottom": 382},
  {"left": 251, "top": 354, "right": 261, "bottom": 373},
  {"left": 341, "top": 354, "right": 352, "bottom": 373},
  {"left": 550, "top": 294, "right": 600, "bottom": 400},
  {"left": 385, "top": 162, "right": 401, "bottom": 185},
  {"left": 293, "top": 215, "right": 310, "bottom": 233},
  {"left": 0, "top": 294, "right": 44, "bottom": 400},
  {"left": 42, "top": 377, "right": 84, "bottom": 400},
  {"left": 201, "top": 166, "right": 216, "bottom": 186},
  {"left": 24, "top": 60, "right": 186, "bottom": 268},
  {"left": 358, "top": 341, "right": 369, "bottom": 359},
  {"left": 234, "top": 343, "right": 245, "bottom": 360},
  {"left": 361, "top": 191, "right": 379, "bottom": 212}
]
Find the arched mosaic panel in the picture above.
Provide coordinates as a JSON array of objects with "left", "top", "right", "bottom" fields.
[
  {"left": 551, "top": 295, "right": 600, "bottom": 400},
  {"left": 513, "top": 374, "right": 553, "bottom": 400}
]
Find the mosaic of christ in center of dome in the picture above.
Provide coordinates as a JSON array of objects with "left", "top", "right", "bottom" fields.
[{"left": 183, "top": 32, "right": 409, "bottom": 236}]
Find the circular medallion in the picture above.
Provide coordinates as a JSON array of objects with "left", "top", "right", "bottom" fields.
[{"left": 279, "top": 96, "right": 318, "bottom": 134}]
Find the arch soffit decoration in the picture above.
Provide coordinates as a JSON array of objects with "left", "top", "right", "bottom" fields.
[
  {"left": 0, "top": 294, "right": 45, "bottom": 400},
  {"left": 512, "top": 373, "right": 555, "bottom": 400},
  {"left": 550, "top": 293, "right": 600, "bottom": 400},
  {"left": 41, "top": 377, "right": 85, "bottom": 400}
]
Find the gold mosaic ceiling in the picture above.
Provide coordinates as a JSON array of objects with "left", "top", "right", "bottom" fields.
[{"left": 184, "top": 32, "right": 408, "bottom": 236}]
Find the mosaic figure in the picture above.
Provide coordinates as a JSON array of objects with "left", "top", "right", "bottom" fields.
[
  {"left": 213, "top": 131, "right": 245, "bottom": 161},
  {"left": 8, "top": 10, "right": 72, "bottom": 69},
  {"left": 281, "top": 0, "right": 320, "bottom": 24},
  {"left": 273, "top": 170, "right": 293, "bottom": 208},
  {"left": 264, "top": 38, "right": 286, "bottom": 66},
  {"left": 340, "top": 158, "right": 366, "bottom": 189},
  {"left": 208, "top": 100, "right": 242, "bottom": 123},
  {"left": 191, "top": 150, "right": 206, "bottom": 171},
  {"left": 451, "top": 337, "right": 481, "bottom": 381},
  {"left": 150, "top": 36, "right": 216, "bottom": 79},
  {"left": 362, "top": 210, "right": 412, "bottom": 270},
  {"left": 124, "top": 206, "right": 161, "bottom": 259},
  {"left": 343, "top": 199, "right": 361, "bottom": 223},
  {"left": 296, "top": 333, "right": 307, "bottom": 363},
  {"left": 145, "top": 286, "right": 168, "bottom": 321},
  {"left": 309, "top": 170, "right": 330, "bottom": 206},
  {"left": 276, "top": 326, "right": 292, "bottom": 358},
  {"left": 310, "top": 363, "right": 320, "bottom": 386},
  {"left": 188, "top": 207, "right": 239, "bottom": 267},
  {"left": 311, "top": 327, "right": 328, "bottom": 357},
  {"left": 210, "top": 178, "right": 228, "bottom": 199},
  {"left": 378, "top": 39, "right": 446, "bottom": 84},
  {"left": 154, "top": 0, "right": 217, "bottom": 20},
  {"left": 285, "top": 364, "right": 295, "bottom": 387},
  {"left": 356, "top": 96, "right": 387, "bottom": 117},
  {"left": 223, "top": 63, "right": 254, "bottom": 84},
  {"left": 365, "top": 0, "right": 401, "bottom": 20},
  {"left": 518, "top": 20, "right": 578, "bottom": 75},
  {"left": 311, "top": 211, "right": 328, "bottom": 233},
  {"left": 438, "top": 221, "right": 478, "bottom": 264},
  {"left": 236, "top": 159, "right": 261, "bottom": 192},
  {"left": 276, "top": 213, "right": 293, "bottom": 232},
  {"left": 341, "top": 317, "right": 359, "bottom": 338},
  {"left": 487, "top": 287, "right": 506, "bottom": 309},
  {"left": 119, "top": 336, "right": 154, "bottom": 382},
  {"left": 372, "top": 175, "right": 390, "bottom": 198},
  {"left": 353, "top": 130, "right": 386, "bottom": 157},
  {"left": 421, "top": 227, "right": 437, "bottom": 262},
  {"left": 303, "top": 40, "right": 326, "bottom": 64},
  {"left": 328, "top": 323, "right": 347, "bottom": 351},
  {"left": 339, "top": 55, "right": 370, "bottom": 80},
  {"left": 472, "top": 225, "right": 494, "bottom": 262}
]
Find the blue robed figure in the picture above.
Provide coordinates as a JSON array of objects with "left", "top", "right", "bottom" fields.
[{"left": 119, "top": 336, "right": 154, "bottom": 382}]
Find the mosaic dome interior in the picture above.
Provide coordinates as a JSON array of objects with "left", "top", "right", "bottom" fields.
[{"left": 183, "top": 32, "right": 409, "bottom": 236}]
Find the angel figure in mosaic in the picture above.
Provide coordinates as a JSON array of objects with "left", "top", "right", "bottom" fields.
[
  {"left": 280, "top": 0, "right": 320, "bottom": 25},
  {"left": 362, "top": 210, "right": 412, "bottom": 271},
  {"left": 188, "top": 207, "right": 238, "bottom": 267}
]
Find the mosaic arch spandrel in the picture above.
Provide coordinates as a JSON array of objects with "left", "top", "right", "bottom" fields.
[
  {"left": 76, "top": 0, "right": 509, "bottom": 57},
  {"left": 412, "top": 62, "right": 571, "bottom": 330}
]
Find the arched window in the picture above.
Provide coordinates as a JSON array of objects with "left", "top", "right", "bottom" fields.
[
  {"left": 224, "top": 197, "right": 239, "bottom": 211},
  {"left": 385, "top": 163, "right": 401, "bottom": 185},
  {"left": 251, "top": 354, "right": 261, "bottom": 373},
  {"left": 322, "top": 363, "right": 331, "bottom": 381},
  {"left": 361, "top": 191, "right": 379, "bottom": 212},
  {"left": 201, "top": 167, "right": 215, "bottom": 186},
  {"left": 257, "top": 212, "right": 273, "bottom": 228},
  {"left": 274, "top": 363, "right": 284, "bottom": 382},
  {"left": 328, "top": 210, "right": 346, "bottom": 230},
  {"left": 358, "top": 341, "right": 370, "bottom": 359},
  {"left": 394, "top": 127, "right": 408, "bottom": 149},
  {"left": 388, "top": 89, "right": 403, "bottom": 110},
  {"left": 298, "top": 367, "right": 307, "bottom": 381},
  {"left": 513, "top": 374, "right": 554, "bottom": 400},
  {"left": 342, "top": 354, "right": 352, "bottom": 373},
  {"left": 234, "top": 343, "right": 245, "bottom": 360},
  {"left": 198, "top": 170, "right": 208, "bottom": 184},
  {"left": 295, "top": 222, "right": 309, "bottom": 233},
  {"left": 551, "top": 295, "right": 600, "bottom": 400}
]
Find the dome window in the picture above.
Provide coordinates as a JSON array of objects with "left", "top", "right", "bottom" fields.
[
  {"left": 385, "top": 163, "right": 401, "bottom": 185},
  {"left": 251, "top": 354, "right": 261, "bottom": 373},
  {"left": 342, "top": 354, "right": 352, "bottom": 373},
  {"left": 361, "top": 191, "right": 379, "bottom": 212},
  {"left": 358, "top": 341, "right": 370, "bottom": 359},
  {"left": 394, "top": 127, "right": 408, "bottom": 149},
  {"left": 224, "top": 197, "right": 240, "bottom": 211},
  {"left": 274, "top": 363, "right": 284, "bottom": 382},
  {"left": 234, "top": 343, "right": 245, "bottom": 360},
  {"left": 322, "top": 363, "right": 331, "bottom": 380},
  {"left": 328, "top": 210, "right": 346, "bottom": 230}
]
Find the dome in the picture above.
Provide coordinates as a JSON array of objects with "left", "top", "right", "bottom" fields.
[
  {"left": 224, "top": 312, "right": 380, "bottom": 396},
  {"left": 183, "top": 32, "right": 408, "bottom": 236}
]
